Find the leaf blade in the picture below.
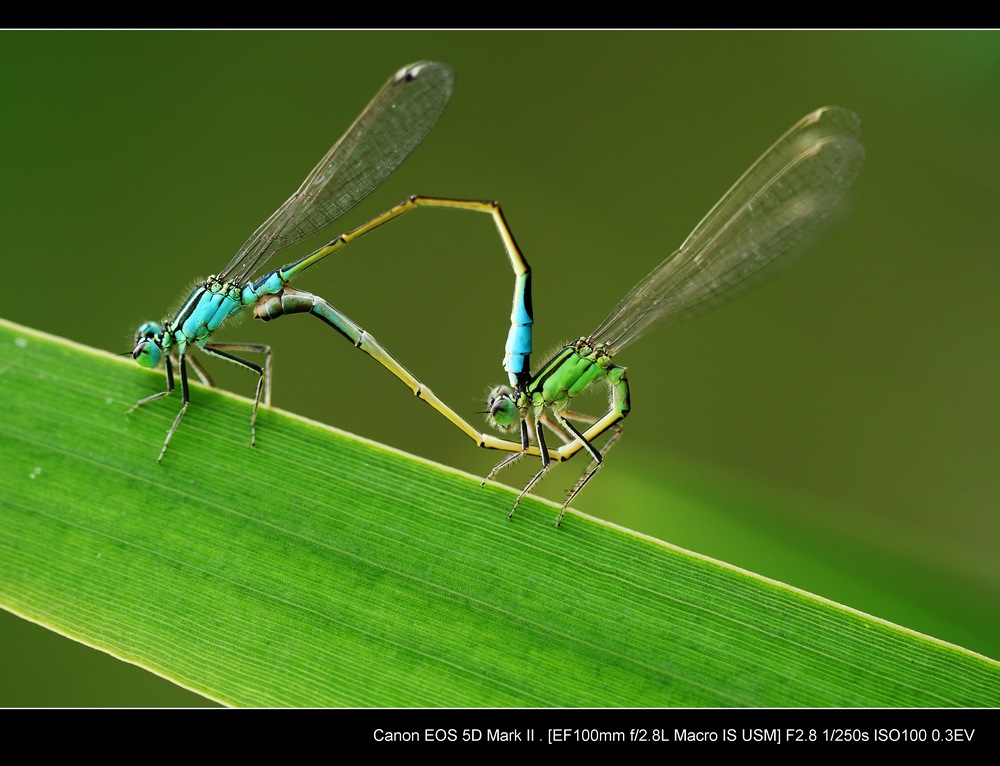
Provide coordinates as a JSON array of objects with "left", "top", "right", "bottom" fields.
[{"left": 1, "top": 317, "right": 997, "bottom": 707}]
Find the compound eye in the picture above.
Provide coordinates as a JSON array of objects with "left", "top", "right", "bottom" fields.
[
  {"left": 132, "top": 339, "right": 162, "bottom": 369},
  {"left": 134, "top": 321, "right": 161, "bottom": 344},
  {"left": 486, "top": 386, "right": 518, "bottom": 430}
]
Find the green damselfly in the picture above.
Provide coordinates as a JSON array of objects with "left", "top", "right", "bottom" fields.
[{"left": 479, "top": 106, "right": 865, "bottom": 524}]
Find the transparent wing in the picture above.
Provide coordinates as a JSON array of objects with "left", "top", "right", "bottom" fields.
[
  {"left": 590, "top": 106, "right": 864, "bottom": 353},
  {"left": 218, "top": 61, "right": 455, "bottom": 284}
]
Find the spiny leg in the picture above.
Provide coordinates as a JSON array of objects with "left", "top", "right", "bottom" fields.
[
  {"left": 552, "top": 367, "right": 630, "bottom": 466},
  {"left": 484, "top": 417, "right": 533, "bottom": 482},
  {"left": 204, "top": 342, "right": 273, "bottom": 406},
  {"left": 530, "top": 366, "right": 630, "bottom": 523},
  {"left": 128, "top": 344, "right": 269, "bottom": 459},
  {"left": 156, "top": 353, "right": 192, "bottom": 463},
  {"left": 507, "top": 413, "right": 553, "bottom": 520},
  {"left": 126, "top": 351, "right": 192, "bottom": 462},
  {"left": 533, "top": 410, "right": 622, "bottom": 525},
  {"left": 551, "top": 412, "right": 625, "bottom": 526},
  {"left": 126, "top": 354, "right": 176, "bottom": 417},
  {"left": 537, "top": 412, "right": 577, "bottom": 445},
  {"left": 200, "top": 342, "right": 272, "bottom": 447}
]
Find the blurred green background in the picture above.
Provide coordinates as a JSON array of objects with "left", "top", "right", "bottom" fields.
[{"left": 2, "top": 30, "right": 999, "bottom": 706}]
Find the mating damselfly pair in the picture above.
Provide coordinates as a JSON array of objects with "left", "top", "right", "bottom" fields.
[{"left": 129, "top": 61, "right": 864, "bottom": 525}]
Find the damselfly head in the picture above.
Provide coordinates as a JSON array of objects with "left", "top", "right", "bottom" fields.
[
  {"left": 132, "top": 321, "right": 163, "bottom": 369},
  {"left": 486, "top": 385, "right": 519, "bottom": 431}
]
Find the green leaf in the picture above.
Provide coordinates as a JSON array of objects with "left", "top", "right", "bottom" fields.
[{"left": 1, "top": 317, "right": 997, "bottom": 707}]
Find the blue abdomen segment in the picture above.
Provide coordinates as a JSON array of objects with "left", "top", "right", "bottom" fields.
[
  {"left": 504, "top": 324, "right": 532, "bottom": 381},
  {"left": 246, "top": 271, "right": 287, "bottom": 301},
  {"left": 503, "top": 269, "right": 533, "bottom": 385}
]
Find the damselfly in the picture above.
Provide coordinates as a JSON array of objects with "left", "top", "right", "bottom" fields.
[{"left": 479, "top": 106, "right": 864, "bottom": 524}]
